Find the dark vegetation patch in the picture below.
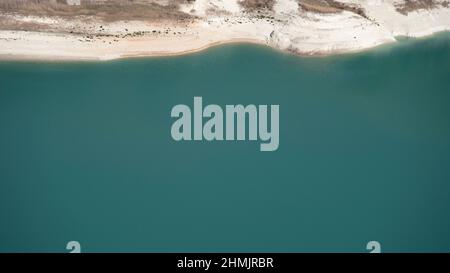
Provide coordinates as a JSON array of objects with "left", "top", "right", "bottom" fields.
[
  {"left": 239, "top": 0, "right": 275, "bottom": 12},
  {"left": 395, "top": 0, "right": 450, "bottom": 15},
  {"left": 297, "top": 0, "right": 368, "bottom": 19},
  {"left": 0, "top": 0, "right": 193, "bottom": 21}
]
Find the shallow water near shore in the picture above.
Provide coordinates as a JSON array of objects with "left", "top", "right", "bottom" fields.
[{"left": 1, "top": 32, "right": 450, "bottom": 252}]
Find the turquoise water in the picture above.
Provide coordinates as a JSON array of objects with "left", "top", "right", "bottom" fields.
[{"left": 1, "top": 33, "right": 450, "bottom": 253}]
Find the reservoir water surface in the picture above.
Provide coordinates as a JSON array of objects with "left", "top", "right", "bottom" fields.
[{"left": 1, "top": 33, "right": 450, "bottom": 252}]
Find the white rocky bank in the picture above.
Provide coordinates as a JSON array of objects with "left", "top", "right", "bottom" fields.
[
  {"left": 0, "top": 0, "right": 449, "bottom": 60},
  {"left": 181, "top": 0, "right": 450, "bottom": 55}
]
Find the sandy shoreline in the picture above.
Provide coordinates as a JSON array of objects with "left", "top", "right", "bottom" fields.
[
  {"left": 0, "top": 0, "right": 449, "bottom": 61},
  {"left": 0, "top": 34, "right": 441, "bottom": 63},
  {"left": 0, "top": 37, "right": 267, "bottom": 61}
]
